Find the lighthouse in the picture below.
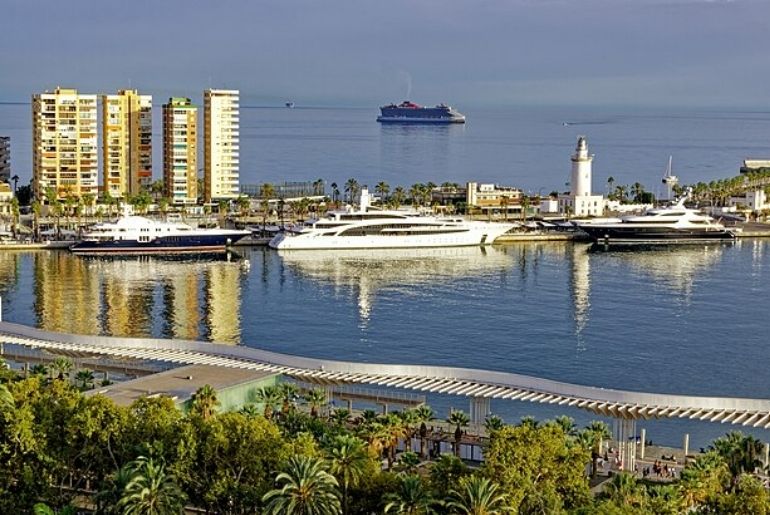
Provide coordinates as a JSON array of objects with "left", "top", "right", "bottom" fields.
[
  {"left": 570, "top": 136, "right": 593, "bottom": 197},
  {"left": 559, "top": 136, "right": 604, "bottom": 217}
]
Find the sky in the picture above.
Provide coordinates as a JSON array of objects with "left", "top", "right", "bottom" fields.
[{"left": 2, "top": 0, "right": 770, "bottom": 108}]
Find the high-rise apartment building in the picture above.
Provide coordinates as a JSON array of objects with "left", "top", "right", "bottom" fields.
[
  {"left": 32, "top": 88, "right": 98, "bottom": 200},
  {"left": 203, "top": 89, "right": 239, "bottom": 202},
  {"left": 163, "top": 97, "right": 198, "bottom": 205},
  {"left": 102, "top": 89, "right": 152, "bottom": 198},
  {"left": 0, "top": 136, "right": 10, "bottom": 184}
]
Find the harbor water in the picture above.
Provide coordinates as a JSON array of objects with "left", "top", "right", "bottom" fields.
[{"left": 0, "top": 240, "right": 768, "bottom": 448}]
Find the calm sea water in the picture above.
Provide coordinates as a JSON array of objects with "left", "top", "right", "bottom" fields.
[
  {"left": 2, "top": 104, "right": 770, "bottom": 447},
  {"left": 0, "top": 241, "right": 768, "bottom": 448},
  {"left": 3, "top": 102, "right": 770, "bottom": 193}
]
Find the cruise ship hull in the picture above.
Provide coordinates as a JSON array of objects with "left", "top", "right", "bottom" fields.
[
  {"left": 376, "top": 115, "right": 466, "bottom": 124},
  {"left": 579, "top": 225, "right": 736, "bottom": 245},
  {"left": 269, "top": 225, "right": 512, "bottom": 250},
  {"left": 70, "top": 233, "right": 248, "bottom": 255}
]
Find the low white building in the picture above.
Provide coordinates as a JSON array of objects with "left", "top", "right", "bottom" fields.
[{"left": 728, "top": 189, "right": 769, "bottom": 212}]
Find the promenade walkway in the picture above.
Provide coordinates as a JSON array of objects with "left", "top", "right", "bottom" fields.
[{"left": 2, "top": 321, "right": 770, "bottom": 429}]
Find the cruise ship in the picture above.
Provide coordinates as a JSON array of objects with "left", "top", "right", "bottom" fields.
[
  {"left": 269, "top": 189, "right": 513, "bottom": 250},
  {"left": 575, "top": 197, "right": 736, "bottom": 245},
  {"left": 70, "top": 213, "right": 250, "bottom": 255},
  {"left": 377, "top": 101, "right": 466, "bottom": 124}
]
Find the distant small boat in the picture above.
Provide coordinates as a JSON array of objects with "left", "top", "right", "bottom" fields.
[{"left": 285, "top": 102, "right": 295, "bottom": 108}]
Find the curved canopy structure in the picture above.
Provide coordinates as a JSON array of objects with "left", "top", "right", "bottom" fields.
[{"left": 2, "top": 321, "right": 769, "bottom": 428}]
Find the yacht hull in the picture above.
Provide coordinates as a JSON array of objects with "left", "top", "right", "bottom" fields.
[
  {"left": 579, "top": 225, "right": 736, "bottom": 245},
  {"left": 71, "top": 233, "right": 248, "bottom": 255},
  {"left": 269, "top": 224, "right": 512, "bottom": 250}
]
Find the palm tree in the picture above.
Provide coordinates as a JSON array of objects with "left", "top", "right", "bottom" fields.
[
  {"left": 646, "top": 484, "right": 680, "bottom": 515},
  {"left": 446, "top": 476, "right": 510, "bottom": 515},
  {"left": 519, "top": 416, "right": 539, "bottom": 429},
  {"left": 603, "top": 472, "right": 645, "bottom": 507},
  {"left": 344, "top": 178, "right": 359, "bottom": 204},
  {"left": 330, "top": 182, "right": 339, "bottom": 204},
  {"left": 304, "top": 388, "right": 327, "bottom": 418},
  {"left": 75, "top": 369, "right": 95, "bottom": 390},
  {"left": 500, "top": 196, "right": 509, "bottom": 221},
  {"left": 239, "top": 404, "right": 262, "bottom": 418},
  {"left": 606, "top": 176, "right": 615, "bottom": 196},
  {"left": 279, "top": 382, "right": 300, "bottom": 414},
  {"left": 50, "top": 356, "right": 74, "bottom": 381},
  {"left": 118, "top": 456, "right": 186, "bottom": 515},
  {"left": 392, "top": 186, "right": 406, "bottom": 210},
  {"left": 375, "top": 181, "right": 390, "bottom": 205},
  {"left": 552, "top": 415, "right": 577, "bottom": 437},
  {"left": 581, "top": 420, "right": 611, "bottom": 478},
  {"left": 330, "top": 408, "right": 351, "bottom": 427},
  {"left": 326, "top": 435, "right": 369, "bottom": 515},
  {"left": 261, "top": 183, "right": 275, "bottom": 229},
  {"left": 30, "top": 363, "right": 48, "bottom": 377},
  {"left": 31, "top": 200, "right": 41, "bottom": 242},
  {"left": 11, "top": 174, "right": 19, "bottom": 193},
  {"left": 399, "top": 408, "right": 420, "bottom": 454},
  {"left": 313, "top": 178, "right": 325, "bottom": 196},
  {"left": 383, "top": 474, "right": 436, "bottom": 514},
  {"left": 711, "top": 430, "right": 764, "bottom": 478},
  {"left": 96, "top": 462, "right": 137, "bottom": 514},
  {"left": 189, "top": 384, "right": 219, "bottom": 420},
  {"left": 447, "top": 410, "right": 470, "bottom": 458},
  {"left": 262, "top": 456, "right": 341, "bottom": 515},
  {"left": 380, "top": 412, "right": 407, "bottom": 469},
  {"left": 255, "top": 385, "right": 283, "bottom": 420},
  {"left": 484, "top": 415, "right": 505, "bottom": 435},
  {"left": 414, "top": 405, "right": 434, "bottom": 459},
  {"left": 395, "top": 451, "right": 421, "bottom": 475}
]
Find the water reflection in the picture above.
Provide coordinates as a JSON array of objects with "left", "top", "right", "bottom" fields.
[
  {"left": 591, "top": 245, "right": 724, "bottom": 298},
  {"left": 32, "top": 253, "right": 247, "bottom": 343},
  {"left": 569, "top": 244, "right": 592, "bottom": 351},
  {"left": 278, "top": 246, "right": 512, "bottom": 324}
]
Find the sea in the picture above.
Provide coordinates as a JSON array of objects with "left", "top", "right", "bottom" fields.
[{"left": 2, "top": 102, "right": 770, "bottom": 448}]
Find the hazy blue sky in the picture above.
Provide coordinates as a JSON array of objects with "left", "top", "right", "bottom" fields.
[{"left": 2, "top": 0, "right": 770, "bottom": 107}]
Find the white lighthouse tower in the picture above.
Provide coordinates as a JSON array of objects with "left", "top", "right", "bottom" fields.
[
  {"left": 571, "top": 136, "right": 593, "bottom": 197},
  {"left": 559, "top": 136, "right": 604, "bottom": 217}
]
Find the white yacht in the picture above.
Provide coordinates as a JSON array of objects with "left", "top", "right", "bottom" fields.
[
  {"left": 575, "top": 196, "right": 736, "bottom": 245},
  {"left": 71, "top": 212, "right": 250, "bottom": 255},
  {"left": 269, "top": 189, "right": 514, "bottom": 250}
]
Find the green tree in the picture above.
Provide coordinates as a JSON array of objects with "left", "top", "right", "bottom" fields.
[
  {"left": 344, "top": 178, "right": 359, "bottom": 204},
  {"left": 484, "top": 415, "right": 505, "bottom": 435},
  {"left": 74, "top": 369, "right": 94, "bottom": 390},
  {"left": 326, "top": 434, "right": 370, "bottom": 515},
  {"left": 711, "top": 430, "right": 764, "bottom": 479},
  {"left": 50, "top": 357, "right": 74, "bottom": 381},
  {"left": 279, "top": 382, "right": 300, "bottom": 414},
  {"left": 383, "top": 474, "right": 437, "bottom": 514},
  {"left": 446, "top": 475, "right": 511, "bottom": 515},
  {"left": 602, "top": 472, "right": 645, "bottom": 508},
  {"left": 375, "top": 181, "right": 390, "bottom": 204},
  {"left": 646, "top": 484, "right": 681, "bottom": 515},
  {"left": 0, "top": 383, "right": 14, "bottom": 412},
  {"left": 262, "top": 456, "right": 341, "bottom": 515},
  {"left": 186, "top": 411, "right": 289, "bottom": 512},
  {"left": 254, "top": 385, "right": 282, "bottom": 420},
  {"left": 429, "top": 454, "right": 469, "bottom": 499},
  {"left": 482, "top": 424, "right": 591, "bottom": 512},
  {"left": 395, "top": 451, "right": 421, "bottom": 475},
  {"left": 189, "top": 384, "right": 219, "bottom": 420},
  {"left": 414, "top": 405, "right": 434, "bottom": 459},
  {"left": 304, "top": 388, "right": 327, "bottom": 418},
  {"left": 117, "top": 456, "right": 187, "bottom": 515},
  {"left": 447, "top": 410, "right": 470, "bottom": 457}
]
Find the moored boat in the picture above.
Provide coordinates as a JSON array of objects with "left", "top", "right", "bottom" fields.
[
  {"left": 269, "top": 188, "right": 513, "bottom": 250},
  {"left": 70, "top": 214, "right": 250, "bottom": 255},
  {"left": 574, "top": 196, "right": 736, "bottom": 246}
]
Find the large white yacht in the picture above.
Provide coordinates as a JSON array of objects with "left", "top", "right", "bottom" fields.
[
  {"left": 71, "top": 211, "right": 250, "bottom": 255},
  {"left": 269, "top": 189, "right": 514, "bottom": 250},
  {"left": 575, "top": 196, "right": 736, "bottom": 245}
]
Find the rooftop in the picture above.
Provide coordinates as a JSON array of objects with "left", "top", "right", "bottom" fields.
[{"left": 87, "top": 364, "right": 277, "bottom": 407}]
